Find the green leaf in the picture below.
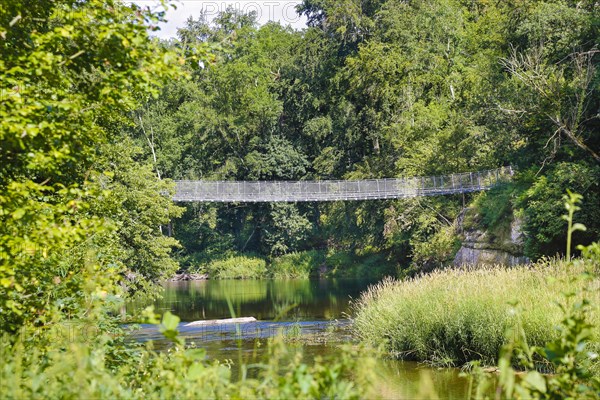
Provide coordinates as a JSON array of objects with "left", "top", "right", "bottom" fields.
[
  {"left": 523, "top": 371, "right": 547, "bottom": 393},
  {"left": 12, "top": 208, "right": 25, "bottom": 220},
  {"left": 185, "top": 348, "right": 206, "bottom": 361},
  {"left": 187, "top": 362, "right": 205, "bottom": 380},
  {"left": 159, "top": 311, "right": 180, "bottom": 338},
  {"left": 571, "top": 223, "right": 586, "bottom": 232}
]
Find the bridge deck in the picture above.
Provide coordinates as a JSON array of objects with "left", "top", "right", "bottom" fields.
[{"left": 173, "top": 167, "right": 512, "bottom": 202}]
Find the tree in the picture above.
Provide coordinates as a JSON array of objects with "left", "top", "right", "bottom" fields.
[
  {"left": 88, "top": 140, "right": 184, "bottom": 296},
  {"left": 0, "top": 0, "right": 183, "bottom": 332}
]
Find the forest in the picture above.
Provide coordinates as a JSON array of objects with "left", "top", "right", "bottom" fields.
[
  {"left": 133, "top": 0, "right": 600, "bottom": 279},
  {"left": 0, "top": 0, "right": 599, "bottom": 398}
]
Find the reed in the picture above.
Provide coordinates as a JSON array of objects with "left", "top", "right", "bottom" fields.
[{"left": 352, "top": 259, "right": 599, "bottom": 368}]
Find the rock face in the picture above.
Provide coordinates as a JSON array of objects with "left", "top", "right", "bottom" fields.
[{"left": 453, "top": 209, "right": 529, "bottom": 266}]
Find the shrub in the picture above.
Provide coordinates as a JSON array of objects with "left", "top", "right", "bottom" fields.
[
  {"left": 326, "top": 251, "right": 395, "bottom": 279},
  {"left": 206, "top": 255, "right": 267, "bottom": 279},
  {"left": 469, "top": 183, "right": 517, "bottom": 232},
  {"left": 517, "top": 163, "right": 600, "bottom": 259},
  {"left": 269, "top": 250, "right": 325, "bottom": 279},
  {"left": 0, "top": 311, "right": 376, "bottom": 399},
  {"left": 352, "top": 260, "right": 600, "bottom": 368},
  {"left": 410, "top": 224, "right": 461, "bottom": 272}
]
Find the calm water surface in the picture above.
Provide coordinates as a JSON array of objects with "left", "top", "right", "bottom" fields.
[
  {"left": 130, "top": 279, "right": 369, "bottom": 322},
  {"left": 128, "top": 279, "right": 483, "bottom": 399}
]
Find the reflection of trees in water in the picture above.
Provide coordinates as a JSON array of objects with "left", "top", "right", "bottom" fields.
[
  {"left": 205, "top": 280, "right": 268, "bottom": 303},
  {"left": 369, "top": 359, "right": 485, "bottom": 399},
  {"left": 268, "top": 280, "right": 313, "bottom": 303},
  {"left": 128, "top": 279, "right": 376, "bottom": 322},
  {"left": 272, "top": 301, "right": 300, "bottom": 320},
  {"left": 171, "top": 280, "right": 270, "bottom": 320}
]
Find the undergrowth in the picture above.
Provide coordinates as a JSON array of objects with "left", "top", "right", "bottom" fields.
[
  {"left": 0, "top": 310, "right": 375, "bottom": 399},
  {"left": 466, "top": 183, "right": 518, "bottom": 233},
  {"left": 204, "top": 255, "right": 268, "bottom": 279},
  {"left": 326, "top": 251, "right": 394, "bottom": 279},
  {"left": 187, "top": 249, "right": 394, "bottom": 280},
  {"left": 269, "top": 250, "right": 325, "bottom": 279}
]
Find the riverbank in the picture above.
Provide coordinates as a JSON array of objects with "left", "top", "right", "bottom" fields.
[
  {"left": 180, "top": 249, "right": 395, "bottom": 280},
  {"left": 352, "top": 258, "right": 600, "bottom": 375},
  {"left": 126, "top": 277, "right": 487, "bottom": 398}
]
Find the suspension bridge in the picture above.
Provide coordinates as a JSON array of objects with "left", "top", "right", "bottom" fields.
[{"left": 173, "top": 166, "right": 513, "bottom": 203}]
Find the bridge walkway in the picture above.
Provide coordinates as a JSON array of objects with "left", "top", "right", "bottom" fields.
[{"left": 172, "top": 167, "right": 513, "bottom": 203}]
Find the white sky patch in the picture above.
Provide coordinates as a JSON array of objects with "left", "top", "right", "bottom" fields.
[{"left": 129, "top": 1, "right": 307, "bottom": 39}]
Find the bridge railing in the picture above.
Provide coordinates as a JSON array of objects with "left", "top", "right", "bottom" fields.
[{"left": 172, "top": 166, "right": 513, "bottom": 202}]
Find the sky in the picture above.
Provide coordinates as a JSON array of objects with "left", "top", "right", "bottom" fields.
[{"left": 130, "top": 1, "right": 308, "bottom": 39}]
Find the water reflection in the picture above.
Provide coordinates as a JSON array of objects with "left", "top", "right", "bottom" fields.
[
  {"left": 128, "top": 279, "right": 373, "bottom": 322},
  {"left": 371, "top": 359, "right": 475, "bottom": 399}
]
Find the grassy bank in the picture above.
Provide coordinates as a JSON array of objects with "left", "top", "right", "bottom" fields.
[
  {"left": 352, "top": 259, "right": 600, "bottom": 370},
  {"left": 325, "top": 251, "right": 395, "bottom": 279},
  {"left": 187, "top": 249, "right": 395, "bottom": 280},
  {"left": 205, "top": 255, "right": 267, "bottom": 279},
  {"left": 268, "top": 250, "right": 325, "bottom": 279}
]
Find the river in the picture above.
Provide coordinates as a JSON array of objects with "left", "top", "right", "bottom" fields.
[{"left": 128, "top": 279, "right": 481, "bottom": 399}]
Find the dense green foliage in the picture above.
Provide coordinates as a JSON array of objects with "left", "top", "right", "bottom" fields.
[
  {"left": 186, "top": 249, "right": 393, "bottom": 279},
  {"left": 205, "top": 254, "right": 268, "bottom": 279},
  {"left": 269, "top": 250, "right": 325, "bottom": 279},
  {"left": 2, "top": 0, "right": 600, "bottom": 397},
  {"left": 130, "top": 0, "right": 600, "bottom": 272},
  {"left": 0, "top": 0, "right": 184, "bottom": 333},
  {"left": 1, "top": 311, "right": 374, "bottom": 399},
  {"left": 0, "top": 2, "right": 377, "bottom": 398}
]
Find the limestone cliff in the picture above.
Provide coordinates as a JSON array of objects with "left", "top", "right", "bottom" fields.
[{"left": 453, "top": 208, "right": 529, "bottom": 266}]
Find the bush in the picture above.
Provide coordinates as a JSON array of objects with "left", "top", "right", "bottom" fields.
[
  {"left": 206, "top": 255, "right": 267, "bottom": 279},
  {"left": 326, "top": 251, "right": 395, "bottom": 279},
  {"left": 517, "top": 163, "right": 600, "bottom": 259},
  {"left": 410, "top": 224, "right": 461, "bottom": 272},
  {"left": 464, "top": 182, "right": 521, "bottom": 243},
  {"left": 269, "top": 250, "right": 325, "bottom": 279},
  {"left": 352, "top": 260, "right": 600, "bottom": 368},
  {"left": 0, "top": 312, "right": 376, "bottom": 399}
]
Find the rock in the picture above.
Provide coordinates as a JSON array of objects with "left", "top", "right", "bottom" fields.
[
  {"left": 454, "top": 245, "right": 529, "bottom": 266},
  {"left": 453, "top": 208, "right": 529, "bottom": 267},
  {"left": 169, "top": 273, "right": 208, "bottom": 281},
  {"left": 482, "top": 367, "right": 499, "bottom": 373},
  {"left": 185, "top": 317, "right": 257, "bottom": 327}
]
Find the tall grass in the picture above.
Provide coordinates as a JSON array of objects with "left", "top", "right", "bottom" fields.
[
  {"left": 269, "top": 250, "right": 325, "bottom": 279},
  {"left": 206, "top": 256, "right": 267, "bottom": 279},
  {"left": 352, "top": 259, "right": 599, "bottom": 368}
]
